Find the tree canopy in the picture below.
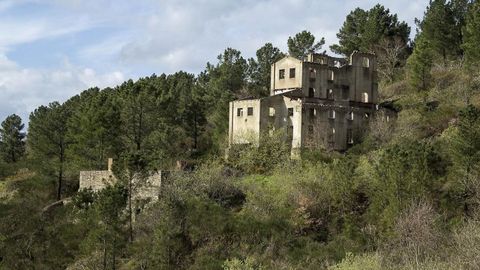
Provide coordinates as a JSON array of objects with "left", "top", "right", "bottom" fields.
[
  {"left": 0, "top": 114, "right": 25, "bottom": 163},
  {"left": 287, "top": 30, "right": 325, "bottom": 60},
  {"left": 331, "top": 4, "right": 410, "bottom": 57}
]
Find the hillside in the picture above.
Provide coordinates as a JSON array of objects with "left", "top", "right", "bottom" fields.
[{"left": 1, "top": 1, "right": 480, "bottom": 269}]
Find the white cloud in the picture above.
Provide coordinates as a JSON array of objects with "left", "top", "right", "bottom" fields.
[
  {"left": 113, "top": 0, "right": 427, "bottom": 73},
  {"left": 0, "top": 53, "right": 125, "bottom": 123}
]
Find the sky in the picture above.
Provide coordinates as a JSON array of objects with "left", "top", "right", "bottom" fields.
[{"left": 0, "top": 0, "right": 429, "bottom": 125}]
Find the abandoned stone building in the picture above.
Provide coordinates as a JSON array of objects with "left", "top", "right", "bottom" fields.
[
  {"left": 79, "top": 158, "right": 168, "bottom": 210},
  {"left": 228, "top": 51, "right": 393, "bottom": 157}
]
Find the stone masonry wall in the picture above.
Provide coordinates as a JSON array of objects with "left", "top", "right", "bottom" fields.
[
  {"left": 79, "top": 170, "right": 169, "bottom": 203},
  {"left": 79, "top": 170, "right": 116, "bottom": 192}
]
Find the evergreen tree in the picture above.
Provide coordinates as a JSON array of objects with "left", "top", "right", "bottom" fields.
[
  {"left": 331, "top": 5, "right": 410, "bottom": 57},
  {"left": 118, "top": 79, "right": 158, "bottom": 156},
  {"left": 331, "top": 8, "right": 368, "bottom": 57},
  {"left": 201, "top": 48, "right": 248, "bottom": 152},
  {"left": 247, "top": 43, "right": 285, "bottom": 97},
  {"left": 450, "top": 105, "right": 480, "bottom": 176},
  {"left": 171, "top": 72, "right": 207, "bottom": 154},
  {"left": 0, "top": 114, "right": 25, "bottom": 163},
  {"left": 407, "top": 35, "right": 434, "bottom": 92},
  {"left": 28, "top": 102, "right": 72, "bottom": 200},
  {"left": 67, "top": 87, "right": 122, "bottom": 170},
  {"left": 416, "top": 0, "right": 462, "bottom": 65},
  {"left": 287, "top": 30, "right": 325, "bottom": 60},
  {"left": 462, "top": 0, "right": 480, "bottom": 70}
]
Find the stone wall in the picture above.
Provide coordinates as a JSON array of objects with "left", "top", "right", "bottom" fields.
[
  {"left": 132, "top": 171, "right": 165, "bottom": 202},
  {"left": 79, "top": 170, "right": 116, "bottom": 191},
  {"left": 79, "top": 169, "right": 169, "bottom": 204}
]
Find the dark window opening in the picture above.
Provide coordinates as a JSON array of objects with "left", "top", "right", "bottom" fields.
[
  {"left": 348, "top": 111, "right": 354, "bottom": 120},
  {"left": 237, "top": 108, "right": 243, "bottom": 117},
  {"left": 288, "top": 108, "right": 294, "bottom": 117},
  {"left": 328, "top": 70, "right": 334, "bottom": 81},
  {"left": 309, "top": 87, "right": 315, "bottom": 97},
  {"left": 328, "top": 110, "right": 336, "bottom": 119},
  {"left": 342, "top": 86, "right": 350, "bottom": 100},
  {"left": 309, "top": 108, "right": 316, "bottom": 118},
  {"left": 247, "top": 107, "right": 253, "bottom": 116},
  {"left": 328, "top": 128, "right": 335, "bottom": 142},
  {"left": 327, "top": 89, "right": 334, "bottom": 100},
  {"left": 287, "top": 126, "right": 294, "bottom": 138},
  {"left": 289, "top": 68, "right": 296, "bottom": 78},
  {"left": 347, "top": 129, "right": 354, "bottom": 144},
  {"left": 279, "top": 69, "right": 285, "bottom": 79},
  {"left": 308, "top": 125, "right": 314, "bottom": 135},
  {"left": 362, "top": 57, "right": 370, "bottom": 68}
]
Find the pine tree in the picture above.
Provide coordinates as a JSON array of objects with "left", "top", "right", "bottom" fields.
[
  {"left": 416, "top": 0, "right": 462, "bottom": 65},
  {"left": 330, "top": 8, "right": 368, "bottom": 57},
  {"left": 407, "top": 35, "right": 434, "bottom": 92},
  {"left": 287, "top": 30, "right": 325, "bottom": 60},
  {"left": 28, "top": 102, "right": 72, "bottom": 200},
  {"left": 331, "top": 5, "right": 410, "bottom": 57},
  {"left": 200, "top": 48, "right": 248, "bottom": 153},
  {"left": 247, "top": 43, "right": 285, "bottom": 97},
  {"left": 67, "top": 88, "right": 123, "bottom": 170},
  {"left": 0, "top": 114, "right": 25, "bottom": 163},
  {"left": 462, "top": 0, "right": 480, "bottom": 70}
]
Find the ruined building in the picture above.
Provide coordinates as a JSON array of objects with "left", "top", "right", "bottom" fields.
[
  {"left": 228, "top": 52, "right": 393, "bottom": 157},
  {"left": 79, "top": 158, "right": 169, "bottom": 211}
]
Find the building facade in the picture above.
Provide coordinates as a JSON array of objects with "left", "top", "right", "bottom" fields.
[{"left": 228, "top": 51, "right": 391, "bottom": 157}]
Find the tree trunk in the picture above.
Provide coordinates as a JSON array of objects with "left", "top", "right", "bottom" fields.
[
  {"left": 103, "top": 237, "right": 107, "bottom": 270},
  {"left": 57, "top": 145, "right": 64, "bottom": 200},
  {"left": 112, "top": 237, "right": 116, "bottom": 270},
  {"left": 128, "top": 172, "right": 134, "bottom": 242},
  {"left": 193, "top": 111, "right": 198, "bottom": 150}
]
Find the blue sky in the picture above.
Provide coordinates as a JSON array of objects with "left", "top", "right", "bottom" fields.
[{"left": 0, "top": 0, "right": 429, "bottom": 124}]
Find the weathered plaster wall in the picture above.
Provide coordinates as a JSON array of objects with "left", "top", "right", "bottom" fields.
[{"left": 229, "top": 51, "right": 388, "bottom": 154}]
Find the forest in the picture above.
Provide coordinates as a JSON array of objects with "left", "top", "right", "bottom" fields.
[{"left": 1, "top": 0, "right": 480, "bottom": 269}]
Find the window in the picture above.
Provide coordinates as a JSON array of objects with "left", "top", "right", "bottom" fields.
[
  {"left": 308, "top": 125, "right": 314, "bottom": 135},
  {"left": 348, "top": 111, "right": 354, "bottom": 121},
  {"left": 327, "top": 89, "right": 334, "bottom": 100},
  {"left": 328, "top": 70, "right": 334, "bottom": 81},
  {"left": 247, "top": 107, "right": 253, "bottom": 116},
  {"left": 289, "top": 68, "right": 296, "bottom": 78},
  {"left": 362, "top": 57, "right": 370, "bottom": 68},
  {"left": 362, "top": 92, "right": 369, "bottom": 103},
  {"left": 237, "top": 108, "right": 243, "bottom": 117},
  {"left": 287, "top": 126, "right": 294, "bottom": 137},
  {"left": 288, "top": 108, "right": 294, "bottom": 117},
  {"left": 347, "top": 129, "right": 353, "bottom": 144},
  {"left": 269, "top": 107, "right": 275, "bottom": 117},
  {"left": 308, "top": 87, "right": 315, "bottom": 98},
  {"left": 329, "top": 110, "right": 336, "bottom": 119},
  {"left": 279, "top": 69, "right": 285, "bottom": 79},
  {"left": 309, "top": 108, "right": 316, "bottom": 118},
  {"left": 342, "top": 86, "right": 350, "bottom": 100},
  {"left": 309, "top": 68, "right": 316, "bottom": 78}
]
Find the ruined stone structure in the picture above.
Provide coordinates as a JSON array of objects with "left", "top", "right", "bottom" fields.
[
  {"left": 79, "top": 158, "right": 168, "bottom": 208},
  {"left": 228, "top": 52, "right": 393, "bottom": 157}
]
